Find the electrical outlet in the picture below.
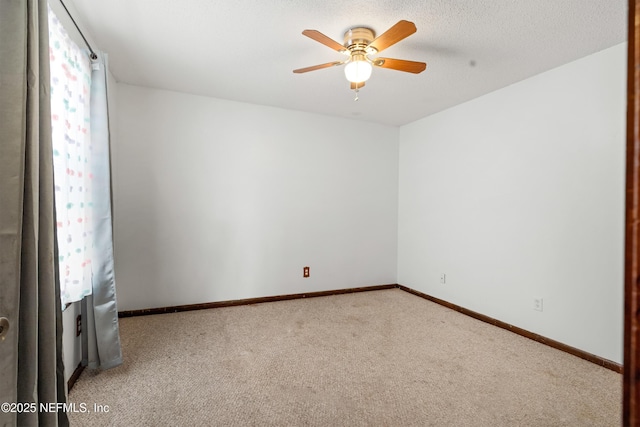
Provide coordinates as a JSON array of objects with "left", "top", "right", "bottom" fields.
[
  {"left": 440, "top": 273, "right": 446, "bottom": 284},
  {"left": 533, "top": 297, "right": 543, "bottom": 312},
  {"left": 303, "top": 266, "right": 310, "bottom": 278},
  {"left": 76, "top": 314, "right": 82, "bottom": 336}
]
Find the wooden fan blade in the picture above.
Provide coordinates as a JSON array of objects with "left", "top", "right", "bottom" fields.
[
  {"left": 350, "top": 81, "right": 365, "bottom": 90},
  {"left": 302, "top": 30, "right": 347, "bottom": 53},
  {"left": 293, "top": 61, "right": 344, "bottom": 74},
  {"left": 368, "top": 20, "right": 417, "bottom": 53},
  {"left": 374, "top": 57, "right": 426, "bottom": 74}
]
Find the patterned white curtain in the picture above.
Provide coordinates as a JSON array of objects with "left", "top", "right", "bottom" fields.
[{"left": 48, "top": 6, "right": 93, "bottom": 305}]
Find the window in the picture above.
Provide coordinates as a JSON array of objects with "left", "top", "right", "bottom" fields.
[{"left": 48, "top": 6, "right": 94, "bottom": 305}]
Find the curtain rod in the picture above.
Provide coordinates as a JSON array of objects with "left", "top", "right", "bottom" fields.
[{"left": 58, "top": 0, "right": 98, "bottom": 60}]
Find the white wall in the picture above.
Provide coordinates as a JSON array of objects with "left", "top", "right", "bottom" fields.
[
  {"left": 62, "top": 303, "right": 81, "bottom": 383},
  {"left": 113, "top": 85, "right": 399, "bottom": 311},
  {"left": 398, "top": 43, "right": 626, "bottom": 363}
]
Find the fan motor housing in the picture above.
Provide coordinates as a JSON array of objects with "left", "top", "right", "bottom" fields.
[{"left": 344, "top": 27, "right": 375, "bottom": 51}]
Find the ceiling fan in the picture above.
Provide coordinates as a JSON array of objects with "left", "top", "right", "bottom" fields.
[{"left": 293, "top": 20, "right": 427, "bottom": 96}]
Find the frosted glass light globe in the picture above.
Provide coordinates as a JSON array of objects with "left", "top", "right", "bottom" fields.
[{"left": 344, "top": 60, "right": 372, "bottom": 83}]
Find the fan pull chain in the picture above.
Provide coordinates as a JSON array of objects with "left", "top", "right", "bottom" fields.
[{"left": 354, "top": 88, "right": 359, "bottom": 101}]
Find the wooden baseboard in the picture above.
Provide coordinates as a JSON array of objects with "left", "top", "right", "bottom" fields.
[
  {"left": 67, "top": 362, "right": 85, "bottom": 392},
  {"left": 397, "top": 284, "right": 623, "bottom": 374},
  {"left": 118, "top": 284, "right": 397, "bottom": 318}
]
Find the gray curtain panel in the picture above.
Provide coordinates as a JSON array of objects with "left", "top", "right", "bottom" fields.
[
  {"left": 0, "top": 0, "right": 69, "bottom": 426},
  {"left": 82, "top": 51, "right": 123, "bottom": 370}
]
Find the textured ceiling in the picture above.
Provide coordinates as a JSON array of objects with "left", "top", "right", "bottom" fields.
[{"left": 65, "top": 0, "right": 627, "bottom": 127}]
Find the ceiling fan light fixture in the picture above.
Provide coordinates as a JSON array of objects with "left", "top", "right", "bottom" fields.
[
  {"left": 344, "top": 58, "right": 372, "bottom": 83},
  {"left": 293, "top": 20, "right": 426, "bottom": 91}
]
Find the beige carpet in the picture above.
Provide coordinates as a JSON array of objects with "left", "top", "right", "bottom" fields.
[{"left": 68, "top": 288, "right": 621, "bottom": 426}]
